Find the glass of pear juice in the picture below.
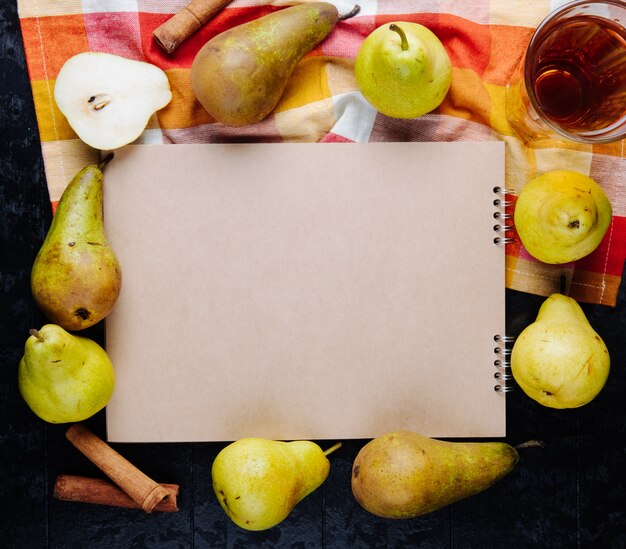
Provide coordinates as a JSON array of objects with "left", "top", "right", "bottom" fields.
[{"left": 505, "top": 0, "right": 626, "bottom": 143}]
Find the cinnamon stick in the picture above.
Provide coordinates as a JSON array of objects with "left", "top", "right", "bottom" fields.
[
  {"left": 54, "top": 475, "right": 179, "bottom": 512},
  {"left": 153, "top": 0, "right": 233, "bottom": 54},
  {"left": 66, "top": 424, "right": 170, "bottom": 513}
]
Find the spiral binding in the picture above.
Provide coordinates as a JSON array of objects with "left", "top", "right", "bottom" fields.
[
  {"left": 493, "top": 335, "right": 515, "bottom": 393},
  {"left": 492, "top": 186, "right": 516, "bottom": 246},
  {"left": 492, "top": 186, "right": 517, "bottom": 392}
]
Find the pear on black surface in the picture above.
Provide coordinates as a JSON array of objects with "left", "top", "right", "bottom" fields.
[
  {"left": 212, "top": 437, "right": 341, "bottom": 530},
  {"left": 18, "top": 324, "right": 115, "bottom": 423},
  {"left": 31, "top": 156, "right": 121, "bottom": 331},
  {"left": 352, "top": 430, "right": 519, "bottom": 518}
]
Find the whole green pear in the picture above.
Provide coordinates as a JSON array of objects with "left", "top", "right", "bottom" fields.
[
  {"left": 355, "top": 22, "right": 452, "bottom": 118},
  {"left": 351, "top": 430, "right": 518, "bottom": 519},
  {"left": 18, "top": 324, "right": 115, "bottom": 423},
  {"left": 212, "top": 437, "right": 339, "bottom": 530},
  {"left": 31, "top": 159, "right": 122, "bottom": 331},
  {"left": 511, "top": 293, "right": 610, "bottom": 409},
  {"left": 514, "top": 170, "right": 612, "bottom": 264},
  {"left": 191, "top": 2, "right": 340, "bottom": 127}
]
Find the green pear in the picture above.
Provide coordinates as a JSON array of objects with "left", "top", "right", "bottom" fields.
[
  {"left": 191, "top": 2, "right": 345, "bottom": 127},
  {"left": 18, "top": 324, "right": 115, "bottom": 423},
  {"left": 511, "top": 293, "right": 610, "bottom": 409},
  {"left": 212, "top": 438, "right": 341, "bottom": 530},
  {"left": 351, "top": 430, "right": 518, "bottom": 519},
  {"left": 514, "top": 170, "right": 612, "bottom": 264},
  {"left": 355, "top": 22, "right": 452, "bottom": 118},
  {"left": 31, "top": 158, "right": 121, "bottom": 331}
]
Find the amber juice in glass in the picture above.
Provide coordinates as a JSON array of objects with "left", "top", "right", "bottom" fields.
[
  {"left": 509, "top": 1, "right": 626, "bottom": 143},
  {"left": 530, "top": 14, "right": 626, "bottom": 133}
]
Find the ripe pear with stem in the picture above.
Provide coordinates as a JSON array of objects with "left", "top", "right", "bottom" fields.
[
  {"left": 212, "top": 438, "right": 342, "bottom": 530},
  {"left": 31, "top": 155, "right": 121, "bottom": 331},
  {"left": 355, "top": 22, "right": 452, "bottom": 118},
  {"left": 511, "top": 293, "right": 610, "bottom": 408},
  {"left": 191, "top": 3, "right": 360, "bottom": 126},
  {"left": 351, "top": 430, "right": 519, "bottom": 518},
  {"left": 18, "top": 324, "right": 115, "bottom": 423}
]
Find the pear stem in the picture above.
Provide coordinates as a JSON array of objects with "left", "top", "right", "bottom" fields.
[
  {"left": 99, "top": 153, "right": 114, "bottom": 171},
  {"left": 389, "top": 24, "right": 409, "bottom": 51},
  {"left": 515, "top": 439, "right": 545, "bottom": 450},
  {"left": 323, "top": 442, "right": 342, "bottom": 456},
  {"left": 338, "top": 4, "right": 360, "bottom": 21},
  {"left": 29, "top": 329, "right": 44, "bottom": 342},
  {"left": 559, "top": 274, "right": 567, "bottom": 295}
]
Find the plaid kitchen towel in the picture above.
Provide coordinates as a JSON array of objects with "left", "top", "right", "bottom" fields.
[{"left": 17, "top": 0, "right": 626, "bottom": 306}]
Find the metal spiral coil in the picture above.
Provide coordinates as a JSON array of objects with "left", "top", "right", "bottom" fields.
[
  {"left": 491, "top": 185, "right": 517, "bottom": 391},
  {"left": 493, "top": 186, "right": 515, "bottom": 245},
  {"left": 493, "top": 336, "right": 514, "bottom": 392},
  {"left": 494, "top": 334, "right": 516, "bottom": 343},
  {"left": 494, "top": 236, "right": 515, "bottom": 245}
]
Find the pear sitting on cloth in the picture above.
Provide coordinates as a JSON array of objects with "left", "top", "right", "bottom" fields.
[
  {"left": 514, "top": 170, "right": 612, "bottom": 264},
  {"left": 54, "top": 52, "right": 172, "bottom": 150},
  {"left": 191, "top": 3, "right": 355, "bottom": 127},
  {"left": 355, "top": 22, "right": 452, "bottom": 118}
]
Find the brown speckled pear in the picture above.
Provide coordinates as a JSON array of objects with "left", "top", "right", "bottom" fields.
[
  {"left": 351, "top": 431, "right": 519, "bottom": 519},
  {"left": 31, "top": 159, "right": 121, "bottom": 331},
  {"left": 190, "top": 2, "right": 339, "bottom": 127}
]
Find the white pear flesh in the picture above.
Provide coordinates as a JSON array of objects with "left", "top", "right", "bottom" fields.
[{"left": 54, "top": 52, "right": 172, "bottom": 150}]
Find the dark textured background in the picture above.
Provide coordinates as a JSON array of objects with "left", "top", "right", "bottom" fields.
[{"left": 1, "top": 2, "right": 625, "bottom": 547}]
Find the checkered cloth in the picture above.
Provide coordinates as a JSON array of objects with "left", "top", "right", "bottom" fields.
[{"left": 17, "top": 0, "right": 626, "bottom": 305}]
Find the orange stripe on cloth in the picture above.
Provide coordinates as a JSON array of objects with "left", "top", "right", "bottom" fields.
[{"left": 19, "top": 15, "right": 89, "bottom": 81}]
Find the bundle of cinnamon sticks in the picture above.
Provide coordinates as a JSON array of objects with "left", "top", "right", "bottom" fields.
[{"left": 54, "top": 424, "right": 179, "bottom": 513}]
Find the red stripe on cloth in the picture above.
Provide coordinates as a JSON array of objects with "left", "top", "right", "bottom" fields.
[
  {"left": 374, "top": 13, "right": 492, "bottom": 77},
  {"left": 320, "top": 133, "right": 356, "bottom": 143},
  {"left": 140, "top": 6, "right": 283, "bottom": 69},
  {"left": 83, "top": 12, "right": 143, "bottom": 61},
  {"left": 575, "top": 216, "right": 626, "bottom": 277}
]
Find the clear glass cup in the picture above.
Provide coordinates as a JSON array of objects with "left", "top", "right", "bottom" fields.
[{"left": 506, "top": 0, "right": 626, "bottom": 144}]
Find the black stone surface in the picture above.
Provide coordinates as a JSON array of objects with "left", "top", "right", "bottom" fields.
[{"left": 1, "top": 2, "right": 625, "bottom": 547}]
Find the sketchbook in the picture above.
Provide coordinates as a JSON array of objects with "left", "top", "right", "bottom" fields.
[{"left": 103, "top": 141, "right": 507, "bottom": 442}]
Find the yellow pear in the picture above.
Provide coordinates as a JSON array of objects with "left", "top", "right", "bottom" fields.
[
  {"left": 211, "top": 438, "right": 340, "bottom": 530},
  {"left": 355, "top": 22, "right": 452, "bottom": 118},
  {"left": 351, "top": 430, "right": 518, "bottom": 519},
  {"left": 18, "top": 324, "right": 115, "bottom": 423},
  {"left": 511, "top": 293, "right": 610, "bottom": 408},
  {"left": 514, "top": 170, "right": 612, "bottom": 264}
]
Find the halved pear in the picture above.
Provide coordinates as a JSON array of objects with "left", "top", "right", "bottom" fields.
[{"left": 54, "top": 52, "right": 172, "bottom": 150}]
